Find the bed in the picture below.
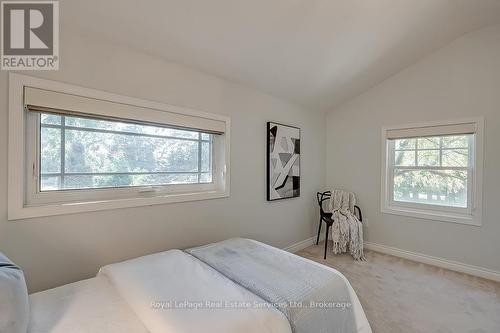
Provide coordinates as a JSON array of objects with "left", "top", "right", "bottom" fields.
[
  {"left": 28, "top": 276, "right": 149, "bottom": 333},
  {"left": 26, "top": 239, "right": 371, "bottom": 333}
]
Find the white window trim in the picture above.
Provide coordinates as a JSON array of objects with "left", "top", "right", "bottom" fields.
[
  {"left": 8, "top": 73, "right": 231, "bottom": 220},
  {"left": 380, "top": 118, "right": 484, "bottom": 226}
]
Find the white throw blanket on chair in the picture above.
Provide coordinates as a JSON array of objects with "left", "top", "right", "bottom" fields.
[{"left": 328, "top": 189, "right": 365, "bottom": 260}]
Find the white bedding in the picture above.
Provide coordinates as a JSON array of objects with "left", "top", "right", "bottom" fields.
[
  {"left": 99, "top": 249, "right": 292, "bottom": 333},
  {"left": 28, "top": 276, "right": 149, "bottom": 333},
  {"left": 186, "top": 238, "right": 372, "bottom": 333},
  {"left": 28, "top": 242, "right": 370, "bottom": 333}
]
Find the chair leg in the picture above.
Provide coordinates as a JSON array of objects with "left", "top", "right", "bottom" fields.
[
  {"left": 316, "top": 217, "right": 322, "bottom": 245},
  {"left": 324, "top": 224, "right": 330, "bottom": 260}
]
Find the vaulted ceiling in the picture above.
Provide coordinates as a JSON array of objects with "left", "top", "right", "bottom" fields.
[{"left": 61, "top": 0, "right": 500, "bottom": 111}]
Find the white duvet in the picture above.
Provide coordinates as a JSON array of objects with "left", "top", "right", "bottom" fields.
[
  {"left": 29, "top": 276, "right": 149, "bottom": 333},
  {"left": 99, "top": 250, "right": 292, "bottom": 333},
  {"left": 29, "top": 245, "right": 371, "bottom": 333}
]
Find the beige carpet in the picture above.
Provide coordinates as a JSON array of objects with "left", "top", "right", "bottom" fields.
[{"left": 297, "top": 242, "right": 500, "bottom": 333}]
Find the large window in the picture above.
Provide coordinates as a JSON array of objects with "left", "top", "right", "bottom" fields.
[
  {"left": 8, "top": 74, "right": 230, "bottom": 220},
  {"left": 381, "top": 120, "right": 483, "bottom": 226},
  {"left": 39, "top": 114, "right": 213, "bottom": 191}
]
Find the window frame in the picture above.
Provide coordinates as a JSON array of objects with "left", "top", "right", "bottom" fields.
[
  {"left": 8, "top": 73, "right": 231, "bottom": 220},
  {"left": 381, "top": 119, "right": 484, "bottom": 226},
  {"left": 26, "top": 113, "right": 218, "bottom": 205}
]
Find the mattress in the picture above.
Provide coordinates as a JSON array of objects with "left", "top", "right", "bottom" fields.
[{"left": 28, "top": 276, "right": 149, "bottom": 333}]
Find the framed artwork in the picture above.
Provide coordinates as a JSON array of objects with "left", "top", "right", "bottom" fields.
[{"left": 267, "top": 122, "right": 300, "bottom": 201}]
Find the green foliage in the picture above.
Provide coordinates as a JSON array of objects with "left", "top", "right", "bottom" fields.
[
  {"left": 393, "top": 135, "right": 470, "bottom": 208},
  {"left": 40, "top": 115, "right": 212, "bottom": 190}
]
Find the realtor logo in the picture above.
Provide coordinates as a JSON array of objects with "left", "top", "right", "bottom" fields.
[{"left": 1, "top": 1, "right": 59, "bottom": 70}]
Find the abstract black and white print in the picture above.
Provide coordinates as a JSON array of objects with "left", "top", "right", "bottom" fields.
[{"left": 267, "top": 122, "right": 300, "bottom": 201}]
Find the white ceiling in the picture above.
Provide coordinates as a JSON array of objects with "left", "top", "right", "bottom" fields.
[{"left": 61, "top": 0, "right": 500, "bottom": 111}]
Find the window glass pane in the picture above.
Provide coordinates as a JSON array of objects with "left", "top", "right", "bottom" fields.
[
  {"left": 41, "top": 176, "right": 60, "bottom": 191},
  {"left": 394, "top": 151, "right": 415, "bottom": 166},
  {"left": 442, "top": 135, "right": 469, "bottom": 149},
  {"left": 38, "top": 113, "right": 213, "bottom": 191},
  {"left": 64, "top": 129, "right": 199, "bottom": 173},
  {"left": 42, "top": 174, "right": 198, "bottom": 191},
  {"left": 65, "top": 117, "right": 199, "bottom": 139},
  {"left": 395, "top": 138, "right": 415, "bottom": 150},
  {"left": 41, "top": 114, "right": 61, "bottom": 125},
  {"left": 442, "top": 149, "right": 468, "bottom": 167},
  {"left": 417, "top": 150, "right": 439, "bottom": 166},
  {"left": 417, "top": 137, "right": 440, "bottom": 149},
  {"left": 40, "top": 127, "right": 61, "bottom": 173},
  {"left": 200, "top": 173, "right": 212, "bottom": 183},
  {"left": 201, "top": 133, "right": 211, "bottom": 141},
  {"left": 393, "top": 169, "right": 467, "bottom": 208},
  {"left": 201, "top": 142, "right": 211, "bottom": 172}
]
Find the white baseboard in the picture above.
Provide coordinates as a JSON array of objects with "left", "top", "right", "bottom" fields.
[
  {"left": 284, "top": 237, "right": 500, "bottom": 283},
  {"left": 284, "top": 236, "right": 320, "bottom": 253},
  {"left": 364, "top": 241, "right": 500, "bottom": 282}
]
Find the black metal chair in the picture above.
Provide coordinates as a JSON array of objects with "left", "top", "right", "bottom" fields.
[{"left": 316, "top": 191, "right": 363, "bottom": 259}]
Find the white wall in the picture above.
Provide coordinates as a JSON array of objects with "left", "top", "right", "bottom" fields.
[
  {"left": 326, "top": 24, "right": 500, "bottom": 272},
  {"left": 0, "top": 29, "right": 326, "bottom": 293}
]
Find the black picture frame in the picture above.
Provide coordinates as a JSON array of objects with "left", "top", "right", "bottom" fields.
[{"left": 267, "top": 121, "right": 301, "bottom": 201}]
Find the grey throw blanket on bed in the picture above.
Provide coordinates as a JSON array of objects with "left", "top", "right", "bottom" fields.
[{"left": 186, "top": 238, "right": 356, "bottom": 333}]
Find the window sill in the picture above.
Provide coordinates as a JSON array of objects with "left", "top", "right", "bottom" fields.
[
  {"left": 8, "top": 189, "right": 229, "bottom": 221},
  {"left": 381, "top": 205, "right": 481, "bottom": 227}
]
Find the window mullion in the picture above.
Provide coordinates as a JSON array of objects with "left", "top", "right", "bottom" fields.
[
  {"left": 210, "top": 135, "right": 213, "bottom": 178},
  {"left": 41, "top": 123, "right": 203, "bottom": 143},
  {"left": 439, "top": 137, "right": 443, "bottom": 167},
  {"left": 41, "top": 171, "right": 203, "bottom": 176},
  {"left": 468, "top": 135, "right": 474, "bottom": 210},
  {"left": 60, "top": 116, "right": 66, "bottom": 189},
  {"left": 389, "top": 140, "right": 395, "bottom": 204},
  {"left": 393, "top": 166, "right": 468, "bottom": 171},
  {"left": 414, "top": 139, "right": 418, "bottom": 166},
  {"left": 197, "top": 133, "right": 202, "bottom": 183}
]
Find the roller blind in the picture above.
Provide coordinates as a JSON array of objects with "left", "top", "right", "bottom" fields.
[
  {"left": 24, "top": 87, "right": 226, "bottom": 134},
  {"left": 386, "top": 122, "right": 476, "bottom": 140}
]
